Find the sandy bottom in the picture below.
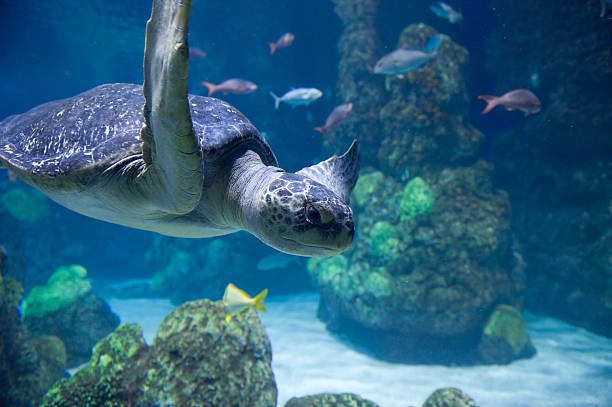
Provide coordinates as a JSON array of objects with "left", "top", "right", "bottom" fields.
[{"left": 107, "top": 292, "right": 612, "bottom": 407}]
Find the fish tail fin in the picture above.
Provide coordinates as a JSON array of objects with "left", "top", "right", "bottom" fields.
[
  {"left": 267, "top": 42, "right": 276, "bottom": 55},
  {"left": 253, "top": 288, "right": 268, "bottom": 312},
  {"left": 269, "top": 92, "right": 281, "bottom": 109},
  {"left": 478, "top": 95, "right": 498, "bottom": 115},
  {"left": 426, "top": 34, "right": 443, "bottom": 54},
  {"left": 202, "top": 81, "right": 216, "bottom": 97},
  {"left": 313, "top": 126, "right": 327, "bottom": 137}
]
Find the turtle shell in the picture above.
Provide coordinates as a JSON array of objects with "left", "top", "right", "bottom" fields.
[{"left": 0, "top": 83, "right": 277, "bottom": 178}]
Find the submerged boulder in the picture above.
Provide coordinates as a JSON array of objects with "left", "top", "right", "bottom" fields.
[
  {"left": 285, "top": 392, "right": 379, "bottom": 407},
  {"left": 42, "top": 299, "right": 277, "bottom": 407},
  {"left": 23, "top": 265, "right": 120, "bottom": 368},
  {"left": 0, "top": 273, "right": 67, "bottom": 407},
  {"left": 309, "top": 165, "right": 528, "bottom": 364},
  {"left": 422, "top": 387, "right": 479, "bottom": 407}
]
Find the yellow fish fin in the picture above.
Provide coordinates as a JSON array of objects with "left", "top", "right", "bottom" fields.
[
  {"left": 225, "top": 313, "right": 232, "bottom": 323},
  {"left": 253, "top": 288, "right": 268, "bottom": 312}
]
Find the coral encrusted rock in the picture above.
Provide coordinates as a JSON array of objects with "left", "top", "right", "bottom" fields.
[
  {"left": 422, "top": 387, "right": 479, "bottom": 407},
  {"left": 309, "top": 165, "right": 527, "bottom": 364},
  {"left": 42, "top": 299, "right": 277, "bottom": 407},
  {"left": 23, "top": 265, "right": 120, "bottom": 368},
  {"left": 285, "top": 392, "right": 379, "bottom": 407}
]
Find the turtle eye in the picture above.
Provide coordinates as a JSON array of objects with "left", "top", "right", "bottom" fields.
[{"left": 305, "top": 204, "right": 334, "bottom": 227}]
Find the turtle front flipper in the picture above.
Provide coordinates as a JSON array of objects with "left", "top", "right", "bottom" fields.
[
  {"left": 141, "top": 0, "right": 202, "bottom": 214},
  {"left": 296, "top": 140, "right": 360, "bottom": 203}
]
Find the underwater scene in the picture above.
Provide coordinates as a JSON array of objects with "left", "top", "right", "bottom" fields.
[{"left": 0, "top": 0, "right": 610, "bottom": 406}]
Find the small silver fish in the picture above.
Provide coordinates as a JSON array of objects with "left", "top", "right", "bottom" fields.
[
  {"left": 268, "top": 32, "right": 295, "bottom": 55},
  {"left": 429, "top": 2, "right": 463, "bottom": 24},
  {"left": 222, "top": 283, "right": 267, "bottom": 323},
  {"left": 201, "top": 78, "right": 258, "bottom": 97},
  {"left": 269, "top": 88, "right": 323, "bottom": 109},
  {"left": 314, "top": 103, "right": 353, "bottom": 137},
  {"left": 478, "top": 89, "right": 542, "bottom": 116},
  {"left": 373, "top": 35, "right": 442, "bottom": 78}
]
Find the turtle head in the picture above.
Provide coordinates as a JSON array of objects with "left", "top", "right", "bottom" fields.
[
  {"left": 250, "top": 141, "right": 360, "bottom": 258},
  {"left": 253, "top": 173, "right": 355, "bottom": 257}
]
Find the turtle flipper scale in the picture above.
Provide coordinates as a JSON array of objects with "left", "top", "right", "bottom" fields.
[{"left": 141, "top": 0, "right": 202, "bottom": 214}]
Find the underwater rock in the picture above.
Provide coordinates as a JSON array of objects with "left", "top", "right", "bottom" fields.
[
  {"left": 43, "top": 299, "right": 277, "bottom": 406},
  {"left": 486, "top": 0, "right": 612, "bottom": 338},
  {"left": 326, "top": 0, "right": 385, "bottom": 167},
  {"left": 422, "top": 387, "right": 479, "bottom": 407},
  {"left": 285, "top": 392, "right": 379, "bottom": 407},
  {"left": 311, "top": 164, "right": 526, "bottom": 364},
  {"left": 377, "top": 24, "right": 483, "bottom": 176},
  {"left": 23, "top": 265, "right": 120, "bottom": 368},
  {"left": 0, "top": 274, "right": 67, "bottom": 406},
  {"left": 477, "top": 304, "right": 536, "bottom": 364}
]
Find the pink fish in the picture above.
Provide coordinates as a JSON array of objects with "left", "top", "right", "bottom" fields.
[
  {"left": 201, "top": 79, "right": 258, "bottom": 97},
  {"left": 267, "top": 32, "right": 295, "bottom": 55},
  {"left": 478, "top": 89, "right": 542, "bottom": 116},
  {"left": 314, "top": 103, "right": 353, "bottom": 137}
]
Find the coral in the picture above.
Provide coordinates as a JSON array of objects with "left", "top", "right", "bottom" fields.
[
  {"left": 486, "top": 0, "right": 612, "bottom": 339},
  {"left": 43, "top": 300, "right": 277, "bottom": 407},
  {"left": 285, "top": 392, "right": 380, "bottom": 407},
  {"left": 376, "top": 24, "right": 483, "bottom": 175},
  {"left": 25, "top": 291, "right": 121, "bottom": 368},
  {"left": 368, "top": 221, "right": 398, "bottom": 259},
  {"left": 477, "top": 304, "right": 536, "bottom": 364},
  {"left": 22, "top": 264, "right": 91, "bottom": 319},
  {"left": 1, "top": 187, "right": 51, "bottom": 223},
  {"left": 399, "top": 177, "right": 435, "bottom": 221},
  {"left": 352, "top": 171, "right": 385, "bottom": 206},
  {"left": 422, "top": 388, "right": 479, "bottom": 407},
  {"left": 311, "top": 165, "right": 526, "bottom": 364},
  {"left": 1, "top": 274, "right": 67, "bottom": 407}
]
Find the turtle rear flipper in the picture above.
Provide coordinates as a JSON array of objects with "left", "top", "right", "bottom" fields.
[
  {"left": 141, "top": 0, "right": 202, "bottom": 214},
  {"left": 296, "top": 140, "right": 360, "bottom": 203}
]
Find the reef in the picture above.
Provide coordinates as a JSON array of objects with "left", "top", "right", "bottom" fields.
[
  {"left": 22, "top": 265, "right": 120, "bottom": 368},
  {"left": 422, "top": 388, "right": 479, "bottom": 407},
  {"left": 310, "top": 164, "right": 528, "bottom": 364},
  {"left": 486, "top": 0, "right": 612, "bottom": 338},
  {"left": 42, "top": 299, "right": 277, "bottom": 406},
  {"left": 1, "top": 187, "right": 51, "bottom": 223},
  {"left": 0, "top": 271, "right": 67, "bottom": 406},
  {"left": 285, "top": 392, "right": 379, "bottom": 407}
]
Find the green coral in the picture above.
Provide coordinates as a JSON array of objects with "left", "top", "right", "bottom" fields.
[
  {"left": 483, "top": 304, "right": 529, "bottom": 356},
  {"left": 368, "top": 221, "right": 399, "bottom": 259},
  {"left": 399, "top": 177, "right": 435, "bottom": 221},
  {"left": 1, "top": 188, "right": 51, "bottom": 222},
  {"left": 22, "top": 265, "right": 91, "bottom": 319},
  {"left": 352, "top": 171, "right": 385, "bottom": 206},
  {"left": 310, "top": 255, "right": 348, "bottom": 285},
  {"left": 363, "top": 268, "right": 392, "bottom": 299}
]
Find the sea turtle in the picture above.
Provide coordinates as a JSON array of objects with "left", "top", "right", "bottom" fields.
[{"left": 0, "top": 0, "right": 359, "bottom": 257}]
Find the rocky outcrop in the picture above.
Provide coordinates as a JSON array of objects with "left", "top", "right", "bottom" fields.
[
  {"left": 285, "top": 392, "right": 379, "bottom": 407},
  {"left": 422, "top": 388, "right": 479, "bottom": 407},
  {"left": 42, "top": 299, "right": 277, "bottom": 407},
  {"left": 22, "top": 265, "right": 120, "bottom": 367},
  {"left": 486, "top": 0, "right": 612, "bottom": 338},
  {"left": 0, "top": 273, "right": 67, "bottom": 407}
]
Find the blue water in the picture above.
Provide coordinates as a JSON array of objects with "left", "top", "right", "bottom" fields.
[{"left": 1, "top": 0, "right": 610, "bottom": 405}]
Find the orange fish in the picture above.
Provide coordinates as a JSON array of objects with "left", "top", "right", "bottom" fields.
[
  {"left": 189, "top": 46, "right": 207, "bottom": 60},
  {"left": 478, "top": 89, "right": 541, "bottom": 116},
  {"left": 267, "top": 32, "right": 295, "bottom": 55},
  {"left": 201, "top": 79, "right": 258, "bottom": 97},
  {"left": 314, "top": 103, "right": 353, "bottom": 137}
]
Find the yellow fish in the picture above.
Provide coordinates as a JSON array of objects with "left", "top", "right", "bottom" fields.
[{"left": 222, "top": 283, "right": 268, "bottom": 323}]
